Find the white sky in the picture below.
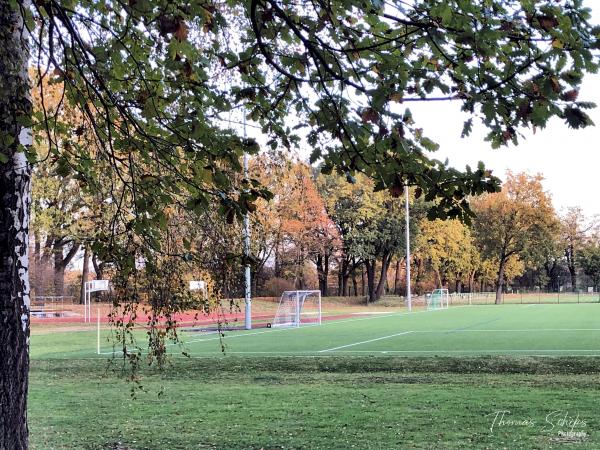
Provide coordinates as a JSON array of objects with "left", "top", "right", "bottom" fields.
[{"left": 411, "top": 2, "right": 600, "bottom": 217}]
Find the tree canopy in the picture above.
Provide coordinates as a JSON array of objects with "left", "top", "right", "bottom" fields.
[{"left": 22, "top": 0, "right": 600, "bottom": 232}]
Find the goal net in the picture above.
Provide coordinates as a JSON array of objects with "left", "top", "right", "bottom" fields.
[
  {"left": 272, "top": 290, "right": 322, "bottom": 328},
  {"left": 428, "top": 288, "right": 449, "bottom": 310}
]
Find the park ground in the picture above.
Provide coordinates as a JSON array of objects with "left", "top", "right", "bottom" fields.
[{"left": 28, "top": 300, "right": 600, "bottom": 449}]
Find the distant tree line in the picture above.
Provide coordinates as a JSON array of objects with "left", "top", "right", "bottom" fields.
[{"left": 33, "top": 151, "right": 600, "bottom": 306}]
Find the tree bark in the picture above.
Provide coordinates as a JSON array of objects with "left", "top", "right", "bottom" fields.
[
  {"left": 323, "top": 253, "right": 329, "bottom": 297},
  {"left": 31, "top": 232, "right": 40, "bottom": 298},
  {"left": 0, "top": 1, "right": 32, "bottom": 447},
  {"left": 393, "top": 257, "right": 402, "bottom": 295},
  {"left": 495, "top": 257, "right": 506, "bottom": 304},
  {"left": 53, "top": 241, "right": 79, "bottom": 296},
  {"left": 274, "top": 243, "right": 282, "bottom": 278},
  {"left": 92, "top": 253, "right": 105, "bottom": 280},
  {"left": 342, "top": 273, "right": 350, "bottom": 296},
  {"left": 361, "top": 264, "right": 365, "bottom": 296},
  {"left": 469, "top": 270, "right": 476, "bottom": 293},
  {"left": 315, "top": 253, "right": 329, "bottom": 297},
  {"left": 455, "top": 278, "right": 462, "bottom": 294},
  {"left": 79, "top": 246, "right": 90, "bottom": 305},
  {"left": 544, "top": 259, "right": 557, "bottom": 291},
  {"left": 566, "top": 244, "right": 577, "bottom": 292},
  {"left": 351, "top": 267, "right": 358, "bottom": 296},
  {"left": 337, "top": 256, "right": 348, "bottom": 296},
  {"left": 568, "top": 265, "right": 577, "bottom": 292},
  {"left": 53, "top": 243, "right": 65, "bottom": 296},
  {"left": 365, "top": 260, "right": 376, "bottom": 304},
  {"left": 375, "top": 252, "right": 391, "bottom": 300}
]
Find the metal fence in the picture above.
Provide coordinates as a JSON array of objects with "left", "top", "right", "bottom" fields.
[
  {"left": 448, "top": 291, "right": 600, "bottom": 306},
  {"left": 30, "top": 295, "right": 76, "bottom": 313}
]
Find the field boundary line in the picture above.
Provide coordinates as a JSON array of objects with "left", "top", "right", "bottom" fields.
[
  {"left": 319, "top": 331, "right": 413, "bottom": 353},
  {"left": 327, "top": 349, "right": 600, "bottom": 354},
  {"left": 416, "top": 328, "right": 600, "bottom": 333}
]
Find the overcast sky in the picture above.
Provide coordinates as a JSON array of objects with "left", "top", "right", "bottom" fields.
[{"left": 413, "top": 2, "right": 600, "bottom": 218}]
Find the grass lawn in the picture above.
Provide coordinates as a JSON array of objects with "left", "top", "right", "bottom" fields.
[{"left": 28, "top": 303, "right": 600, "bottom": 449}]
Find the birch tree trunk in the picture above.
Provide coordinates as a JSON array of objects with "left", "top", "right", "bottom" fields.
[{"left": 0, "top": 1, "right": 32, "bottom": 448}]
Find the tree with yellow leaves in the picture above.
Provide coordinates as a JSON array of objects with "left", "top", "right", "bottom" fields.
[{"left": 472, "top": 173, "right": 559, "bottom": 303}]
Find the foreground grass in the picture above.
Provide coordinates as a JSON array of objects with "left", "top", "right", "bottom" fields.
[{"left": 30, "top": 357, "right": 600, "bottom": 449}]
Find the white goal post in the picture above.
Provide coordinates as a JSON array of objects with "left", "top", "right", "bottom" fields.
[
  {"left": 427, "top": 288, "right": 449, "bottom": 310},
  {"left": 272, "top": 290, "right": 322, "bottom": 328},
  {"left": 84, "top": 280, "right": 109, "bottom": 323}
]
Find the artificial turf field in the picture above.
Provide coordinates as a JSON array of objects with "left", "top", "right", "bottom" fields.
[{"left": 29, "top": 303, "right": 600, "bottom": 449}]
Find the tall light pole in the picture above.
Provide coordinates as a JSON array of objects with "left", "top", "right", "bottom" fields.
[
  {"left": 243, "top": 117, "right": 252, "bottom": 329},
  {"left": 405, "top": 183, "right": 412, "bottom": 312}
]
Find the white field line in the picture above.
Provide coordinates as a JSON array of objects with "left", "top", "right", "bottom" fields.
[
  {"left": 326, "top": 349, "right": 600, "bottom": 354},
  {"left": 414, "top": 328, "right": 600, "bottom": 333},
  {"left": 319, "top": 331, "right": 413, "bottom": 353},
  {"left": 58, "top": 353, "right": 600, "bottom": 360}
]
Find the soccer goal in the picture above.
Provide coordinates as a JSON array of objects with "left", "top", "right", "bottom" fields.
[
  {"left": 428, "top": 288, "right": 449, "bottom": 310},
  {"left": 272, "top": 290, "right": 322, "bottom": 328}
]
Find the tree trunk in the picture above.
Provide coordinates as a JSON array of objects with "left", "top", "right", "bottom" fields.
[
  {"left": 337, "top": 257, "right": 348, "bottom": 296},
  {"left": 393, "top": 258, "right": 402, "bottom": 295},
  {"left": 375, "top": 253, "right": 391, "bottom": 301},
  {"left": 455, "top": 273, "right": 463, "bottom": 294},
  {"left": 351, "top": 266, "right": 358, "bottom": 296},
  {"left": 569, "top": 266, "right": 577, "bottom": 292},
  {"left": 92, "top": 253, "right": 105, "bottom": 280},
  {"left": 469, "top": 270, "right": 476, "bottom": 293},
  {"left": 79, "top": 246, "right": 90, "bottom": 305},
  {"left": 274, "top": 244, "right": 282, "bottom": 278},
  {"left": 361, "top": 264, "right": 365, "bottom": 296},
  {"left": 53, "top": 244, "right": 65, "bottom": 296},
  {"left": 323, "top": 254, "right": 329, "bottom": 297},
  {"left": 0, "top": 1, "right": 32, "bottom": 446},
  {"left": 566, "top": 244, "right": 577, "bottom": 292},
  {"left": 52, "top": 242, "right": 79, "bottom": 297},
  {"left": 435, "top": 269, "right": 442, "bottom": 289},
  {"left": 544, "top": 260, "right": 557, "bottom": 291},
  {"left": 342, "top": 273, "right": 350, "bottom": 296},
  {"left": 315, "top": 253, "right": 329, "bottom": 297},
  {"left": 495, "top": 258, "right": 506, "bottom": 304},
  {"left": 365, "top": 260, "right": 376, "bottom": 304}
]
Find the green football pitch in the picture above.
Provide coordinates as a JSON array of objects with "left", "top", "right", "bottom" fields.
[
  {"left": 29, "top": 303, "right": 600, "bottom": 449},
  {"left": 31, "top": 303, "right": 600, "bottom": 359}
]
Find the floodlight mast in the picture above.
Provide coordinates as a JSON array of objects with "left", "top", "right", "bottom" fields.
[
  {"left": 405, "top": 184, "right": 412, "bottom": 312},
  {"left": 243, "top": 116, "right": 252, "bottom": 330}
]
